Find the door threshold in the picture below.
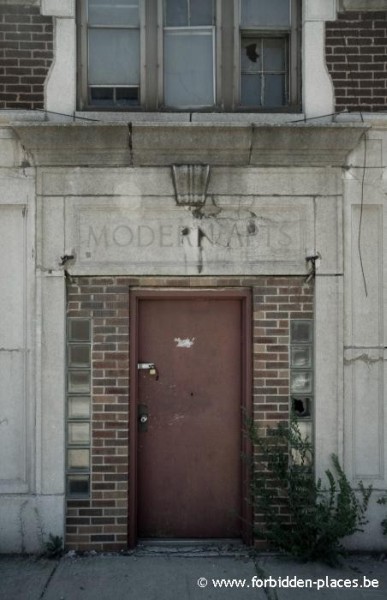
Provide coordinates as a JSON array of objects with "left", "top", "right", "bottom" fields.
[{"left": 136, "top": 539, "right": 249, "bottom": 557}]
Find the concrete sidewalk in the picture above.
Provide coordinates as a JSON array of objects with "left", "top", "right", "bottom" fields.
[{"left": 0, "top": 549, "right": 386, "bottom": 600}]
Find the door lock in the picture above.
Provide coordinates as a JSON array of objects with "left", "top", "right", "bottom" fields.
[
  {"left": 138, "top": 404, "right": 148, "bottom": 432},
  {"left": 137, "top": 362, "right": 159, "bottom": 380}
]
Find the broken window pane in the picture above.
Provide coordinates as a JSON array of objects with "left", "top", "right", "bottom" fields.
[
  {"left": 241, "top": 36, "right": 287, "bottom": 108},
  {"left": 88, "top": 0, "right": 139, "bottom": 27},
  {"left": 241, "top": 0, "right": 290, "bottom": 28},
  {"left": 291, "top": 396, "right": 312, "bottom": 418},
  {"left": 89, "top": 29, "right": 140, "bottom": 86},
  {"left": 164, "top": 30, "right": 214, "bottom": 108},
  {"left": 241, "top": 39, "right": 262, "bottom": 73}
]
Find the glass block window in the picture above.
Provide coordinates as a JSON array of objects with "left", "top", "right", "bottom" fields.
[
  {"left": 290, "top": 319, "right": 313, "bottom": 456},
  {"left": 66, "top": 318, "right": 92, "bottom": 498}
]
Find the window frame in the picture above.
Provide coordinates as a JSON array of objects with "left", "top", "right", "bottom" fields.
[
  {"left": 77, "top": 0, "right": 301, "bottom": 113},
  {"left": 234, "top": 0, "right": 300, "bottom": 111},
  {"left": 159, "top": 0, "right": 218, "bottom": 110}
]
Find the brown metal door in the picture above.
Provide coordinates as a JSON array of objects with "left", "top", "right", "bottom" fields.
[{"left": 135, "top": 293, "right": 246, "bottom": 539}]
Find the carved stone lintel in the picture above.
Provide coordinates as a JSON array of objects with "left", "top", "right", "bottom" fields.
[{"left": 172, "top": 164, "right": 210, "bottom": 207}]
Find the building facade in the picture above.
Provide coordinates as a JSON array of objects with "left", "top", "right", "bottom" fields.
[{"left": 0, "top": 0, "right": 387, "bottom": 552}]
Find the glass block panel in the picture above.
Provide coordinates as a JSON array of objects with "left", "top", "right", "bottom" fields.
[
  {"left": 241, "top": 0, "right": 290, "bottom": 28},
  {"left": 68, "top": 397, "right": 90, "bottom": 419},
  {"left": 164, "top": 0, "right": 188, "bottom": 26},
  {"left": 89, "top": 0, "right": 139, "bottom": 27},
  {"left": 265, "top": 74, "right": 285, "bottom": 106},
  {"left": 68, "top": 345, "right": 90, "bottom": 368},
  {"left": 291, "top": 396, "right": 312, "bottom": 418},
  {"left": 297, "top": 420, "right": 313, "bottom": 442},
  {"left": 191, "top": 0, "right": 214, "bottom": 26},
  {"left": 68, "top": 371, "right": 91, "bottom": 394},
  {"left": 68, "top": 422, "right": 90, "bottom": 445},
  {"left": 291, "top": 320, "right": 312, "bottom": 344},
  {"left": 291, "top": 346, "right": 312, "bottom": 368},
  {"left": 67, "top": 475, "right": 90, "bottom": 497},
  {"left": 291, "top": 420, "right": 313, "bottom": 466},
  {"left": 241, "top": 38, "right": 261, "bottom": 73},
  {"left": 89, "top": 28, "right": 140, "bottom": 86},
  {"left": 241, "top": 74, "right": 262, "bottom": 107},
  {"left": 164, "top": 30, "right": 214, "bottom": 108},
  {"left": 263, "top": 38, "right": 285, "bottom": 71},
  {"left": 68, "top": 448, "right": 90, "bottom": 470},
  {"left": 291, "top": 371, "right": 312, "bottom": 394},
  {"left": 68, "top": 319, "right": 90, "bottom": 342}
]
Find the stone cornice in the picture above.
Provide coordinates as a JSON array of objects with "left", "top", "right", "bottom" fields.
[{"left": 11, "top": 122, "right": 367, "bottom": 168}]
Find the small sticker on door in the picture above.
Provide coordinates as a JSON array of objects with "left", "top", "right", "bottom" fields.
[{"left": 174, "top": 337, "right": 195, "bottom": 348}]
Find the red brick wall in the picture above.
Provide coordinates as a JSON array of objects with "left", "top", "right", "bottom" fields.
[
  {"left": 66, "top": 276, "right": 313, "bottom": 551},
  {"left": 326, "top": 11, "right": 387, "bottom": 113},
  {"left": 0, "top": 3, "right": 53, "bottom": 109}
]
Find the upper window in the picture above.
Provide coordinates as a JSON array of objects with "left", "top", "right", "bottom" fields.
[{"left": 78, "top": 0, "right": 300, "bottom": 111}]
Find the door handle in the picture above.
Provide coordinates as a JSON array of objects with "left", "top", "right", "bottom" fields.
[{"left": 138, "top": 404, "right": 148, "bottom": 432}]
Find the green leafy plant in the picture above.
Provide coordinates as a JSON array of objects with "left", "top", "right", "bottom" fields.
[
  {"left": 377, "top": 496, "right": 387, "bottom": 535},
  {"left": 249, "top": 418, "right": 372, "bottom": 565},
  {"left": 42, "top": 534, "right": 64, "bottom": 559}
]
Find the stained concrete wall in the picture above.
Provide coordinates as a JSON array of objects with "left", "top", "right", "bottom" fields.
[
  {"left": 0, "top": 126, "right": 65, "bottom": 552},
  {"left": 1, "top": 119, "right": 387, "bottom": 551},
  {"left": 0, "top": 0, "right": 387, "bottom": 552}
]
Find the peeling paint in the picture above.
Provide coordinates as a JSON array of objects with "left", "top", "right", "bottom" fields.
[
  {"left": 174, "top": 337, "right": 195, "bottom": 349},
  {"left": 169, "top": 414, "right": 186, "bottom": 426},
  {"left": 0, "top": 418, "right": 9, "bottom": 426}
]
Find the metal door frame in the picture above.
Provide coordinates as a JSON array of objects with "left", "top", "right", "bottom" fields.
[{"left": 128, "top": 288, "right": 252, "bottom": 547}]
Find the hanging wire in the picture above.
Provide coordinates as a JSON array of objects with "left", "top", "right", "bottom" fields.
[
  {"left": 35, "top": 108, "right": 100, "bottom": 122},
  {"left": 286, "top": 111, "right": 341, "bottom": 124},
  {"left": 337, "top": 28, "right": 368, "bottom": 297}
]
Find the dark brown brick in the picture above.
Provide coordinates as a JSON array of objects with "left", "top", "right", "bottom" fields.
[
  {"left": 66, "top": 275, "right": 313, "bottom": 552},
  {"left": 0, "top": 6, "right": 53, "bottom": 109},
  {"left": 326, "top": 11, "right": 387, "bottom": 112}
]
